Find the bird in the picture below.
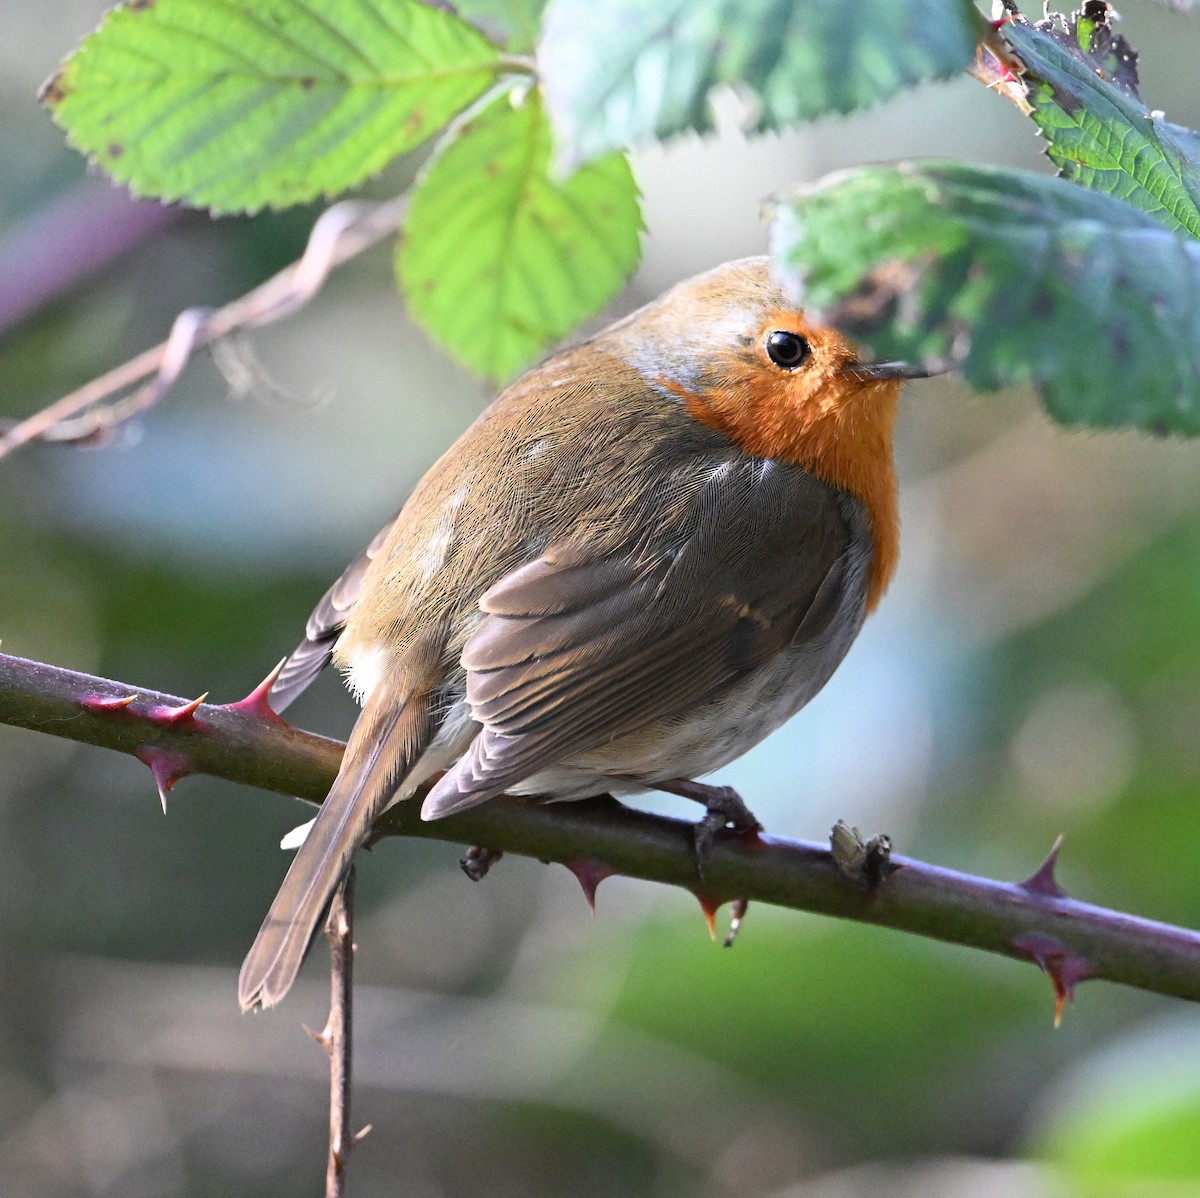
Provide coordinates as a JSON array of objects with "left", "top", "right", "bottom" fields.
[{"left": 238, "top": 255, "right": 927, "bottom": 1012}]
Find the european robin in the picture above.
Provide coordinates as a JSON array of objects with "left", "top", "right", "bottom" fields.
[{"left": 239, "top": 256, "right": 926, "bottom": 1011}]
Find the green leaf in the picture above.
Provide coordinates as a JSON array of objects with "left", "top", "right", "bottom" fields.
[
  {"left": 771, "top": 161, "right": 1200, "bottom": 435},
  {"left": 1002, "top": 9, "right": 1200, "bottom": 238},
  {"left": 539, "top": 0, "right": 983, "bottom": 166},
  {"left": 42, "top": 0, "right": 504, "bottom": 214},
  {"left": 453, "top": 0, "right": 545, "bottom": 52},
  {"left": 398, "top": 89, "right": 643, "bottom": 384}
]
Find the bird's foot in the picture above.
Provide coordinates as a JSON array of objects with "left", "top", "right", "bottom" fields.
[
  {"left": 692, "top": 785, "right": 762, "bottom": 868},
  {"left": 649, "top": 777, "right": 762, "bottom": 880},
  {"left": 460, "top": 845, "right": 504, "bottom": 881}
]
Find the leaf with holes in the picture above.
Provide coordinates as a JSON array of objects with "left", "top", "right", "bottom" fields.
[
  {"left": 1001, "top": 7, "right": 1200, "bottom": 238},
  {"left": 398, "top": 89, "right": 642, "bottom": 383},
  {"left": 771, "top": 161, "right": 1200, "bottom": 434},
  {"left": 42, "top": 0, "right": 505, "bottom": 213},
  {"left": 539, "top": 0, "right": 983, "bottom": 166}
]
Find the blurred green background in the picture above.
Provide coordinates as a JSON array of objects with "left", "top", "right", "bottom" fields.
[{"left": 3, "top": 3, "right": 1200, "bottom": 1196}]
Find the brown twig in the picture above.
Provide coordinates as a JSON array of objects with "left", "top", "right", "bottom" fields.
[
  {"left": 2, "top": 649, "right": 1200, "bottom": 1011},
  {"left": 302, "top": 870, "right": 361, "bottom": 1197},
  {"left": 0, "top": 195, "right": 408, "bottom": 460},
  {"left": 324, "top": 867, "right": 358, "bottom": 1198}
]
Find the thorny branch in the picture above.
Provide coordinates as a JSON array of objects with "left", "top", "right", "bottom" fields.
[
  {"left": 3, "top": 650, "right": 1200, "bottom": 1015},
  {"left": 315, "top": 869, "right": 365, "bottom": 1198},
  {"left": 0, "top": 195, "right": 407, "bottom": 460}
]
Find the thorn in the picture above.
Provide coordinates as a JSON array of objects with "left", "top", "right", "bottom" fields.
[
  {"left": 563, "top": 858, "right": 616, "bottom": 912},
  {"left": 723, "top": 898, "right": 749, "bottom": 948},
  {"left": 1013, "top": 934, "right": 1092, "bottom": 1027},
  {"left": 695, "top": 892, "right": 719, "bottom": 941},
  {"left": 133, "top": 746, "right": 194, "bottom": 812},
  {"left": 354, "top": 1124, "right": 373, "bottom": 1144},
  {"left": 302, "top": 1022, "right": 333, "bottom": 1054},
  {"left": 81, "top": 692, "right": 138, "bottom": 712},
  {"left": 219, "top": 659, "right": 287, "bottom": 723},
  {"left": 145, "top": 692, "right": 209, "bottom": 726},
  {"left": 1020, "top": 834, "right": 1067, "bottom": 898}
]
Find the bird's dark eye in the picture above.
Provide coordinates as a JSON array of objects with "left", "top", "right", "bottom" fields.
[{"left": 765, "top": 330, "right": 810, "bottom": 370}]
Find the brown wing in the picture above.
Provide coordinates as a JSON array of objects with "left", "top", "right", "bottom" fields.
[
  {"left": 422, "top": 456, "right": 860, "bottom": 817},
  {"left": 269, "top": 513, "right": 399, "bottom": 711}
]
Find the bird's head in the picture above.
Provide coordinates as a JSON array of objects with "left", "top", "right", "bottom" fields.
[{"left": 602, "top": 256, "right": 927, "bottom": 466}]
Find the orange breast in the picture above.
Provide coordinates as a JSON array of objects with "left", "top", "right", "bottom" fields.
[{"left": 659, "top": 368, "right": 900, "bottom": 612}]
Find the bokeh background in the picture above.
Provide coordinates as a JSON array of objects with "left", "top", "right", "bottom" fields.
[{"left": 3, "top": 3, "right": 1200, "bottom": 1195}]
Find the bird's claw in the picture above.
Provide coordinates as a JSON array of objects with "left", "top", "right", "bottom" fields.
[
  {"left": 692, "top": 785, "right": 762, "bottom": 881},
  {"left": 722, "top": 898, "right": 749, "bottom": 947},
  {"left": 460, "top": 845, "right": 503, "bottom": 881}
]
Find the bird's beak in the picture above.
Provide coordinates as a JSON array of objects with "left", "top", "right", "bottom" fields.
[{"left": 848, "top": 360, "right": 939, "bottom": 381}]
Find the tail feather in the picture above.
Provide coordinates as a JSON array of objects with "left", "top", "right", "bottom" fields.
[{"left": 239, "top": 689, "right": 428, "bottom": 1011}]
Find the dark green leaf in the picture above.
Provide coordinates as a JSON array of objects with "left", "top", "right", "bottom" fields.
[
  {"left": 398, "top": 89, "right": 643, "bottom": 383},
  {"left": 1002, "top": 9, "right": 1200, "bottom": 238},
  {"left": 42, "top": 0, "right": 504, "bottom": 213},
  {"left": 539, "top": 0, "right": 983, "bottom": 166},
  {"left": 771, "top": 161, "right": 1200, "bottom": 434}
]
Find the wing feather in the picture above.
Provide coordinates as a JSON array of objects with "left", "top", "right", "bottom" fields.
[
  {"left": 423, "top": 459, "right": 859, "bottom": 818},
  {"left": 269, "top": 513, "right": 399, "bottom": 711}
]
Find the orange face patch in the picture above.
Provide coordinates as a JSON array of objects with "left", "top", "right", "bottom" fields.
[{"left": 656, "top": 313, "right": 901, "bottom": 611}]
